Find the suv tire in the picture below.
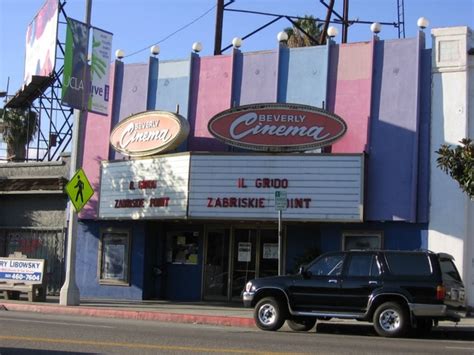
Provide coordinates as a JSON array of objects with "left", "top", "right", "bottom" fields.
[
  {"left": 254, "top": 297, "right": 287, "bottom": 331},
  {"left": 287, "top": 317, "right": 317, "bottom": 331},
  {"left": 373, "top": 302, "right": 409, "bottom": 337}
]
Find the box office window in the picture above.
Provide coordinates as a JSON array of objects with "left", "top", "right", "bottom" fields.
[
  {"left": 99, "top": 229, "right": 131, "bottom": 285},
  {"left": 342, "top": 232, "right": 382, "bottom": 251},
  {"left": 166, "top": 231, "right": 199, "bottom": 265}
]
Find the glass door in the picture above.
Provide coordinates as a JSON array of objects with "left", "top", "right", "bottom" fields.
[
  {"left": 259, "top": 229, "right": 279, "bottom": 278},
  {"left": 231, "top": 228, "right": 257, "bottom": 298},
  {"left": 203, "top": 229, "right": 230, "bottom": 300}
]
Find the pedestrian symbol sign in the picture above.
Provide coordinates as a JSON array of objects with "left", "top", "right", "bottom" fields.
[{"left": 65, "top": 168, "right": 94, "bottom": 212}]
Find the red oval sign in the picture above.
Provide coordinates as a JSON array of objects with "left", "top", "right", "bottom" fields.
[
  {"left": 208, "top": 103, "right": 347, "bottom": 152},
  {"left": 110, "top": 110, "right": 190, "bottom": 156}
]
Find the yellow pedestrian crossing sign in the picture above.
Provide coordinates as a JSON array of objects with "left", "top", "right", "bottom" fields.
[{"left": 65, "top": 168, "right": 94, "bottom": 212}]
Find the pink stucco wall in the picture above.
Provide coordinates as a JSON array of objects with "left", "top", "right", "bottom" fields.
[
  {"left": 79, "top": 63, "right": 116, "bottom": 219},
  {"left": 188, "top": 55, "right": 233, "bottom": 151},
  {"left": 328, "top": 41, "right": 374, "bottom": 153}
]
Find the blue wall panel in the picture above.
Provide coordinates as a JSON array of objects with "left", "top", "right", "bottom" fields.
[
  {"left": 154, "top": 59, "right": 192, "bottom": 115},
  {"left": 76, "top": 221, "right": 145, "bottom": 300},
  {"left": 277, "top": 45, "right": 329, "bottom": 108}
]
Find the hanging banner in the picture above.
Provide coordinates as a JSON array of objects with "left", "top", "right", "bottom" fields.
[
  {"left": 88, "top": 27, "right": 113, "bottom": 114},
  {"left": 61, "top": 18, "right": 89, "bottom": 110}
]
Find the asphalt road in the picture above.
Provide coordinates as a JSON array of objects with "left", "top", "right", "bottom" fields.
[{"left": 0, "top": 311, "right": 473, "bottom": 355}]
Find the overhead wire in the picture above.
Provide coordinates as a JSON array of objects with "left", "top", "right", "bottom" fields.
[{"left": 124, "top": 4, "right": 217, "bottom": 58}]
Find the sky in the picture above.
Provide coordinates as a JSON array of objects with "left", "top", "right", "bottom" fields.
[{"left": 0, "top": 0, "right": 473, "bottom": 99}]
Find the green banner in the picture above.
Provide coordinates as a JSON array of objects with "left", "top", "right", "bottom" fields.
[{"left": 61, "top": 18, "right": 89, "bottom": 110}]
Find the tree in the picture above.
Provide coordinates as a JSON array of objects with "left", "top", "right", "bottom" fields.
[
  {"left": 436, "top": 138, "right": 474, "bottom": 199},
  {"left": 0, "top": 107, "right": 38, "bottom": 162},
  {"left": 284, "top": 15, "right": 323, "bottom": 48}
]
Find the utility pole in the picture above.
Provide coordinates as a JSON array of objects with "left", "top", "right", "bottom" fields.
[
  {"left": 214, "top": 0, "right": 224, "bottom": 55},
  {"left": 342, "top": 0, "right": 349, "bottom": 43},
  {"left": 59, "top": 0, "right": 92, "bottom": 306}
]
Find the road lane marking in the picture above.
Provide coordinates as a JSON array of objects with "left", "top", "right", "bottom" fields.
[
  {"left": 0, "top": 316, "right": 114, "bottom": 328},
  {"left": 445, "top": 346, "right": 474, "bottom": 351},
  {"left": 0, "top": 335, "right": 307, "bottom": 354}
]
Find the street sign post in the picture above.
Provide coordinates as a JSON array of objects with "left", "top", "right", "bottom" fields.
[
  {"left": 275, "top": 190, "right": 287, "bottom": 276},
  {"left": 65, "top": 168, "right": 94, "bottom": 213}
]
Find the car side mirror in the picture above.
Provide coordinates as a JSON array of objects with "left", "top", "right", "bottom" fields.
[{"left": 298, "top": 266, "right": 311, "bottom": 278}]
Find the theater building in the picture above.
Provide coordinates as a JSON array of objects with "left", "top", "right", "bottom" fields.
[{"left": 74, "top": 26, "right": 473, "bottom": 307}]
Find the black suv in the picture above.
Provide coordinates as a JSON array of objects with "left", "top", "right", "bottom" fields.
[{"left": 242, "top": 250, "right": 466, "bottom": 337}]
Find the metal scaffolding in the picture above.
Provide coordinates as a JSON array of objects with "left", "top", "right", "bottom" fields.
[
  {"left": 215, "top": 0, "right": 405, "bottom": 54},
  {"left": 4, "top": 1, "right": 73, "bottom": 162}
]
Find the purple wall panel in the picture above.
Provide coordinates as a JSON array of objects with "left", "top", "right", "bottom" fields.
[
  {"left": 366, "top": 38, "right": 421, "bottom": 222},
  {"left": 187, "top": 55, "right": 233, "bottom": 151},
  {"left": 79, "top": 63, "right": 116, "bottom": 219},
  {"left": 234, "top": 50, "right": 277, "bottom": 105},
  {"left": 417, "top": 46, "right": 431, "bottom": 223},
  {"left": 328, "top": 42, "right": 374, "bottom": 153},
  {"left": 110, "top": 63, "right": 149, "bottom": 160}
]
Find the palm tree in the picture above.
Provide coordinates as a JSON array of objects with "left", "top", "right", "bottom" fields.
[
  {"left": 0, "top": 107, "right": 38, "bottom": 162},
  {"left": 285, "top": 15, "right": 324, "bottom": 48}
]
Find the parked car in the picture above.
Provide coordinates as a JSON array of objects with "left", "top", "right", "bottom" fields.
[{"left": 242, "top": 250, "right": 466, "bottom": 337}]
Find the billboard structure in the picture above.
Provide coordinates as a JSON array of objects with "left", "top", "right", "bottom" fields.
[{"left": 23, "top": 0, "right": 59, "bottom": 85}]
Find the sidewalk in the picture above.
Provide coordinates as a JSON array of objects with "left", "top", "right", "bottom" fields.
[
  {"left": 0, "top": 297, "right": 256, "bottom": 328},
  {"left": 1, "top": 296, "right": 473, "bottom": 329}
]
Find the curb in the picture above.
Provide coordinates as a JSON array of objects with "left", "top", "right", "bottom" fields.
[{"left": 0, "top": 302, "right": 256, "bottom": 328}]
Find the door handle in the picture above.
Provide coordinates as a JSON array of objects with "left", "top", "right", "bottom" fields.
[
  {"left": 328, "top": 279, "right": 338, "bottom": 284},
  {"left": 369, "top": 281, "right": 378, "bottom": 285}
]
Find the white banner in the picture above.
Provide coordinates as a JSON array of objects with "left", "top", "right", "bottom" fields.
[
  {"left": 88, "top": 27, "right": 113, "bottom": 114},
  {"left": 0, "top": 258, "right": 45, "bottom": 283},
  {"left": 98, "top": 153, "right": 364, "bottom": 222}
]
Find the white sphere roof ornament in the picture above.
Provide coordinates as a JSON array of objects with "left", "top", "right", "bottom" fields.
[
  {"left": 370, "top": 22, "right": 382, "bottom": 34},
  {"left": 150, "top": 45, "right": 160, "bottom": 56},
  {"left": 192, "top": 42, "right": 203, "bottom": 53},
  {"left": 327, "top": 26, "right": 338, "bottom": 38},
  {"left": 417, "top": 17, "right": 429, "bottom": 30},
  {"left": 115, "top": 49, "right": 125, "bottom": 60},
  {"left": 277, "top": 31, "right": 288, "bottom": 42},
  {"left": 232, "top": 37, "right": 243, "bottom": 49}
]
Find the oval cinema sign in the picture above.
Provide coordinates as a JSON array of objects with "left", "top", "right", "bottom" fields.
[
  {"left": 110, "top": 110, "right": 190, "bottom": 156},
  {"left": 208, "top": 103, "right": 347, "bottom": 152}
]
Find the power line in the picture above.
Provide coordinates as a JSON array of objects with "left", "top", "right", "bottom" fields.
[{"left": 124, "top": 4, "right": 217, "bottom": 58}]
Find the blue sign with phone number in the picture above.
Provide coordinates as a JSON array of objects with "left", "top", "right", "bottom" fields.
[{"left": 0, "top": 272, "right": 42, "bottom": 281}]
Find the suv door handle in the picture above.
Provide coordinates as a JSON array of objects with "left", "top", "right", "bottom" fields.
[
  {"left": 369, "top": 281, "right": 378, "bottom": 285},
  {"left": 328, "top": 279, "right": 338, "bottom": 284}
]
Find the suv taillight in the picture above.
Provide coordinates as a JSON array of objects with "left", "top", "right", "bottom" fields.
[{"left": 436, "top": 285, "right": 446, "bottom": 300}]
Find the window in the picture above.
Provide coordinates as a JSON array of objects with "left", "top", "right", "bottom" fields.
[
  {"left": 384, "top": 252, "right": 432, "bottom": 276},
  {"left": 347, "top": 254, "right": 381, "bottom": 277},
  {"left": 343, "top": 232, "right": 382, "bottom": 251},
  {"left": 440, "top": 259, "right": 462, "bottom": 282},
  {"left": 166, "top": 231, "right": 199, "bottom": 265},
  {"left": 99, "top": 229, "right": 131, "bottom": 285},
  {"left": 307, "top": 254, "right": 345, "bottom": 276}
]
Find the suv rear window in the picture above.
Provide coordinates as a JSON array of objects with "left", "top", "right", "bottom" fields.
[
  {"left": 384, "top": 253, "right": 432, "bottom": 276},
  {"left": 440, "top": 259, "right": 462, "bottom": 282}
]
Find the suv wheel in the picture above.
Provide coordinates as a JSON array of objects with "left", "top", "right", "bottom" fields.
[
  {"left": 287, "top": 317, "right": 316, "bottom": 331},
  {"left": 373, "top": 302, "right": 409, "bottom": 337},
  {"left": 254, "top": 297, "right": 287, "bottom": 331}
]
